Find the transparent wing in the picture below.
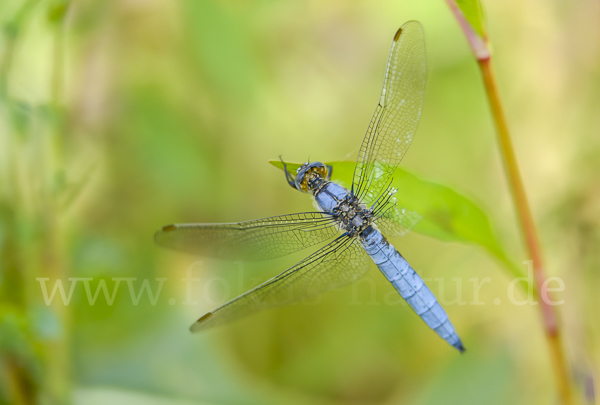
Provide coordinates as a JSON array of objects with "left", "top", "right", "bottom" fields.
[
  {"left": 154, "top": 212, "right": 340, "bottom": 261},
  {"left": 352, "top": 21, "right": 426, "bottom": 206},
  {"left": 375, "top": 205, "right": 421, "bottom": 238},
  {"left": 190, "top": 235, "right": 370, "bottom": 332}
]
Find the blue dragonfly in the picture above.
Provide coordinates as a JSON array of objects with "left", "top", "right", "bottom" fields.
[{"left": 155, "top": 21, "right": 464, "bottom": 352}]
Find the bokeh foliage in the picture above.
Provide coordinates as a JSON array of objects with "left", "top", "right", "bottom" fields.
[{"left": 1, "top": 0, "right": 599, "bottom": 404}]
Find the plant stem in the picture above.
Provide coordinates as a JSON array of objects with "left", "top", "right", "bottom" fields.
[
  {"left": 42, "top": 3, "right": 73, "bottom": 403},
  {"left": 478, "top": 57, "right": 573, "bottom": 405}
]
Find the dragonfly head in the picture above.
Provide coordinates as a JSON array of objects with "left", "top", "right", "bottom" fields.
[
  {"left": 294, "top": 161, "right": 329, "bottom": 193},
  {"left": 280, "top": 157, "right": 330, "bottom": 193}
]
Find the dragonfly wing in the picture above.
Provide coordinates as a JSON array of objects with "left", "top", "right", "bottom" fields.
[
  {"left": 375, "top": 206, "right": 421, "bottom": 238},
  {"left": 155, "top": 212, "right": 340, "bottom": 261},
  {"left": 190, "top": 235, "right": 370, "bottom": 332},
  {"left": 352, "top": 21, "right": 426, "bottom": 206}
]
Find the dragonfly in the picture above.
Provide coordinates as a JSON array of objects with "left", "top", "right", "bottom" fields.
[{"left": 155, "top": 21, "right": 464, "bottom": 352}]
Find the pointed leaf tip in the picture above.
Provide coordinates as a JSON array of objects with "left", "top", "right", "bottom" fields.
[{"left": 446, "top": 0, "right": 490, "bottom": 60}]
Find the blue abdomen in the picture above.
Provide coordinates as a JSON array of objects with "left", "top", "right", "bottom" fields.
[{"left": 360, "top": 228, "right": 464, "bottom": 351}]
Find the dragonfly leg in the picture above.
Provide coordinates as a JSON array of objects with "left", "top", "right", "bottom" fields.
[
  {"left": 326, "top": 165, "right": 333, "bottom": 181},
  {"left": 279, "top": 156, "right": 297, "bottom": 189}
]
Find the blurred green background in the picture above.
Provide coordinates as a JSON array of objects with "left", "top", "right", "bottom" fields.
[{"left": 1, "top": 0, "right": 599, "bottom": 404}]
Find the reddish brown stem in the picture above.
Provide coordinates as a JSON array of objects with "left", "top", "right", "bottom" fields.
[{"left": 478, "top": 57, "right": 573, "bottom": 405}]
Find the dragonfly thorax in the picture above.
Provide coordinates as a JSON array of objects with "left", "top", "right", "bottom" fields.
[{"left": 331, "top": 195, "right": 373, "bottom": 237}]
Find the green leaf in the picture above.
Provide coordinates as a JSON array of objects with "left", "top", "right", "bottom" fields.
[
  {"left": 271, "top": 160, "right": 302, "bottom": 174},
  {"left": 454, "top": 0, "right": 486, "bottom": 39},
  {"left": 446, "top": 0, "right": 490, "bottom": 60},
  {"left": 270, "top": 160, "right": 525, "bottom": 280}
]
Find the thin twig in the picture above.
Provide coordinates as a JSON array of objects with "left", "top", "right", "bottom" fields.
[
  {"left": 442, "top": 1, "right": 574, "bottom": 402},
  {"left": 478, "top": 57, "right": 573, "bottom": 405}
]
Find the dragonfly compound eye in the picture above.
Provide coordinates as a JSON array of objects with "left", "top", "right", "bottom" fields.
[{"left": 295, "top": 162, "right": 328, "bottom": 193}]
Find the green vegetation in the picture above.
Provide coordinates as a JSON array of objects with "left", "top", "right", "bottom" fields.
[{"left": 1, "top": 1, "right": 598, "bottom": 404}]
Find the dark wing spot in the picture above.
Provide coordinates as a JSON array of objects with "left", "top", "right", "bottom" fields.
[
  {"left": 162, "top": 224, "right": 176, "bottom": 232},
  {"left": 198, "top": 312, "right": 212, "bottom": 322},
  {"left": 394, "top": 27, "right": 403, "bottom": 41}
]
